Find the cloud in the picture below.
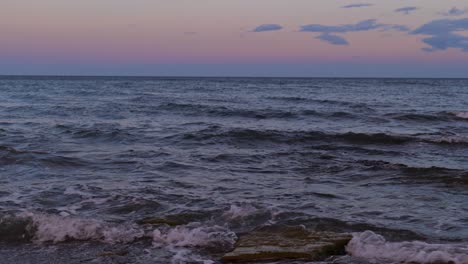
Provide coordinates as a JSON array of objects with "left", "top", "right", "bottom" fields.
[
  {"left": 316, "top": 34, "right": 349, "bottom": 45},
  {"left": 342, "top": 3, "right": 373, "bottom": 9},
  {"left": 300, "top": 19, "right": 410, "bottom": 45},
  {"left": 412, "top": 18, "right": 468, "bottom": 36},
  {"left": 380, "top": 25, "right": 411, "bottom": 32},
  {"left": 440, "top": 7, "right": 468, "bottom": 16},
  {"left": 412, "top": 18, "right": 468, "bottom": 52},
  {"left": 252, "top": 24, "right": 283, "bottom": 32},
  {"left": 300, "top": 19, "right": 382, "bottom": 33},
  {"left": 395, "top": 6, "right": 418, "bottom": 15}
]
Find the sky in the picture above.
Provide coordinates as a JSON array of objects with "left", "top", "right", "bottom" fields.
[{"left": 1, "top": 0, "right": 468, "bottom": 77}]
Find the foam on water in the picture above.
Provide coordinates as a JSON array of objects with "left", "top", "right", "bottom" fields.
[
  {"left": 453, "top": 111, "right": 468, "bottom": 119},
  {"left": 152, "top": 223, "right": 237, "bottom": 249},
  {"left": 22, "top": 212, "right": 145, "bottom": 243},
  {"left": 166, "top": 248, "right": 216, "bottom": 264},
  {"left": 222, "top": 204, "right": 260, "bottom": 219},
  {"left": 152, "top": 223, "right": 237, "bottom": 264},
  {"left": 346, "top": 231, "right": 468, "bottom": 264},
  {"left": 427, "top": 135, "right": 468, "bottom": 146}
]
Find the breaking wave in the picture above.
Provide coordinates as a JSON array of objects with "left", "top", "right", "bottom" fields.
[
  {"left": 152, "top": 223, "right": 237, "bottom": 251},
  {"left": 347, "top": 231, "right": 468, "bottom": 264},
  {"left": 0, "top": 212, "right": 144, "bottom": 244},
  {"left": 451, "top": 111, "right": 468, "bottom": 120},
  {"left": 172, "top": 128, "right": 468, "bottom": 146}
]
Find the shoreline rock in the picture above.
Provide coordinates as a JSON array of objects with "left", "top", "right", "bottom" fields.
[{"left": 221, "top": 225, "right": 352, "bottom": 263}]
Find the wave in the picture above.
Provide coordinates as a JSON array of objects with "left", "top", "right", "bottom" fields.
[
  {"left": 0, "top": 209, "right": 239, "bottom": 246},
  {"left": 426, "top": 136, "right": 468, "bottom": 146},
  {"left": 337, "top": 132, "right": 411, "bottom": 144},
  {"left": 152, "top": 223, "right": 237, "bottom": 251},
  {"left": 379, "top": 111, "right": 468, "bottom": 123},
  {"left": 347, "top": 231, "right": 468, "bottom": 264},
  {"left": 388, "top": 113, "right": 449, "bottom": 122},
  {"left": 2, "top": 211, "right": 466, "bottom": 264},
  {"left": 152, "top": 223, "right": 237, "bottom": 263},
  {"left": 0, "top": 145, "right": 27, "bottom": 155},
  {"left": 55, "top": 124, "right": 133, "bottom": 142},
  {"left": 358, "top": 160, "right": 468, "bottom": 186},
  {"left": 266, "top": 96, "right": 373, "bottom": 110},
  {"left": 158, "top": 103, "right": 299, "bottom": 119},
  {"left": 222, "top": 204, "right": 262, "bottom": 220},
  {"left": 0, "top": 212, "right": 237, "bottom": 263},
  {"left": 0, "top": 212, "right": 144, "bottom": 244},
  {"left": 176, "top": 127, "right": 468, "bottom": 147},
  {"left": 0, "top": 144, "right": 88, "bottom": 167},
  {"left": 266, "top": 96, "right": 310, "bottom": 102},
  {"left": 174, "top": 128, "right": 415, "bottom": 146},
  {"left": 450, "top": 111, "right": 468, "bottom": 120},
  {"left": 157, "top": 102, "right": 359, "bottom": 120}
]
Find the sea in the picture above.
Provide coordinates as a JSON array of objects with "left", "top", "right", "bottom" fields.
[{"left": 0, "top": 76, "right": 467, "bottom": 264}]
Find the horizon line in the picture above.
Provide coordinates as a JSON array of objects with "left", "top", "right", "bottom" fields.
[{"left": 1, "top": 74, "right": 467, "bottom": 80}]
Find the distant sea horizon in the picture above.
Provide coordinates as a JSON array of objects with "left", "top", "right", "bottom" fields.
[{"left": 1, "top": 74, "right": 468, "bottom": 79}]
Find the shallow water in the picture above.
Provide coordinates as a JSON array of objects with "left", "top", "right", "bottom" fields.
[{"left": 0, "top": 77, "right": 467, "bottom": 263}]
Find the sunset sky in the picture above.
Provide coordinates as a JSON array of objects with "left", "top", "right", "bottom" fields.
[{"left": 1, "top": 0, "right": 468, "bottom": 77}]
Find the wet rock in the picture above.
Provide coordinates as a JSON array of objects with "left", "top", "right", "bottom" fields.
[
  {"left": 97, "top": 249, "right": 129, "bottom": 257},
  {"left": 0, "top": 215, "right": 34, "bottom": 243},
  {"left": 221, "top": 225, "right": 352, "bottom": 263},
  {"left": 138, "top": 211, "right": 214, "bottom": 226},
  {"left": 107, "top": 199, "right": 162, "bottom": 215}
]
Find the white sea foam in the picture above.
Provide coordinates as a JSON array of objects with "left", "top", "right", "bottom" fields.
[
  {"left": 222, "top": 204, "right": 260, "bottom": 219},
  {"left": 430, "top": 136, "right": 468, "bottom": 145},
  {"left": 222, "top": 203, "right": 282, "bottom": 224},
  {"left": 152, "top": 223, "right": 237, "bottom": 249},
  {"left": 169, "top": 248, "right": 215, "bottom": 264},
  {"left": 152, "top": 224, "right": 237, "bottom": 264},
  {"left": 21, "top": 212, "right": 144, "bottom": 244},
  {"left": 346, "top": 231, "right": 468, "bottom": 264},
  {"left": 63, "top": 186, "right": 89, "bottom": 196},
  {"left": 452, "top": 111, "right": 468, "bottom": 119},
  {"left": 55, "top": 197, "right": 109, "bottom": 216}
]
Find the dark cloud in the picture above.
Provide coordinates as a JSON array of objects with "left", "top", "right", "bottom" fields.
[
  {"left": 300, "top": 19, "right": 382, "bottom": 33},
  {"left": 412, "top": 18, "right": 468, "bottom": 52},
  {"left": 317, "top": 34, "right": 349, "bottom": 45},
  {"left": 300, "top": 19, "right": 410, "bottom": 45},
  {"left": 342, "top": 3, "right": 373, "bottom": 9},
  {"left": 395, "top": 7, "right": 418, "bottom": 15},
  {"left": 441, "top": 7, "right": 468, "bottom": 16},
  {"left": 252, "top": 24, "right": 283, "bottom": 32},
  {"left": 380, "top": 25, "right": 411, "bottom": 32},
  {"left": 412, "top": 18, "right": 468, "bottom": 35}
]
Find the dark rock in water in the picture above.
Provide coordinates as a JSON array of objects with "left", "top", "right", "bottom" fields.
[
  {"left": 0, "top": 215, "right": 34, "bottom": 243},
  {"left": 97, "top": 249, "right": 129, "bottom": 257},
  {"left": 106, "top": 199, "right": 162, "bottom": 215},
  {"left": 137, "top": 211, "right": 214, "bottom": 226},
  {"left": 137, "top": 217, "right": 180, "bottom": 227},
  {"left": 221, "top": 225, "right": 351, "bottom": 263}
]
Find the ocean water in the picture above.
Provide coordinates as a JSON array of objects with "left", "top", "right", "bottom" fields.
[{"left": 0, "top": 76, "right": 467, "bottom": 264}]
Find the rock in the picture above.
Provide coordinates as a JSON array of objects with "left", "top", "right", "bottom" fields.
[
  {"left": 221, "top": 225, "right": 352, "bottom": 263},
  {"left": 0, "top": 215, "right": 34, "bottom": 242},
  {"left": 137, "top": 217, "right": 180, "bottom": 226},
  {"left": 138, "top": 211, "right": 213, "bottom": 226},
  {"left": 97, "top": 250, "right": 129, "bottom": 257}
]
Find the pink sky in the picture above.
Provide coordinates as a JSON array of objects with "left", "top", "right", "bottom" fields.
[{"left": 1, "top": 0, "right": 468, "bottom": 76}]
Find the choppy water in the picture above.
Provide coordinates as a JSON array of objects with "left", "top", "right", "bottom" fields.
[{"left": 0, "top": 77, "right": 467, "bottom": 264}]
